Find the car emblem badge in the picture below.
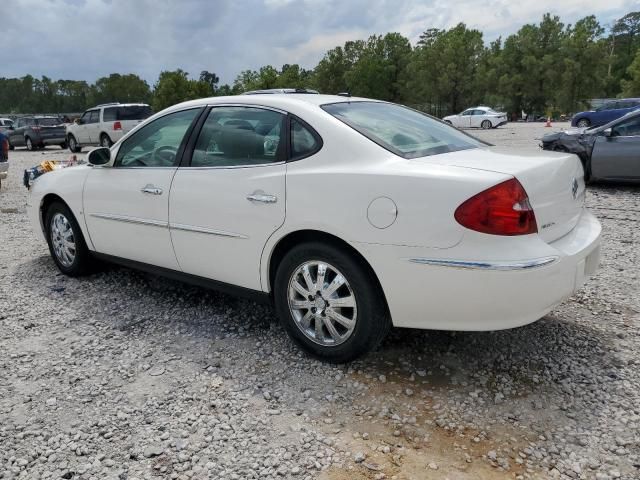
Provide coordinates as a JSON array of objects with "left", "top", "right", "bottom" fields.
[{"left": 571, "top": 178, "right": 578, "bottom": 199}]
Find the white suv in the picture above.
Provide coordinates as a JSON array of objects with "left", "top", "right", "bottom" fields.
[{"left": 66, "top": 103, "right": 152, "bottom": 152}]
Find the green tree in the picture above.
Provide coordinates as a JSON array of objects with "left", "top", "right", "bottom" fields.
[
  {"left": 152, "top": 69, "right": 213, "bottom": 111},
  {"left": 621, "top": 48, "right": 640, "bottom": 95}
]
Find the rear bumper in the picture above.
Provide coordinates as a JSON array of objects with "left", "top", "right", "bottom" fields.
[
  {"left": 354, "top": 210, "right": 601, "bottom": 330},
  {"left": 494, "top": 120, "right": 507, "bottom": 127}
]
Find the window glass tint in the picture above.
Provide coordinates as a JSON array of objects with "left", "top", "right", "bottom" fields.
[
  {"left": 472, "top": 110, "right": 485, "bottom": 115},
  {"left": 36, "top": 117, "right": 62, "bottom": 126},
  {"left": 461, "top": 110, "right": 472, "bottom": 116},
  {"left": 612, "top": 117, "right": 640, "bottom": 136},
  {"left": 103, "top": 108, "right": 117, "bottom": 122},
  {"left": 115, "top": 108, "right": 198, "bottom": 167},
  {"left": 88, "top": 111, "right": 100, "bottom": 124},
  {"left": 190, "top": 107, "right": 284, "bottom": 167},
  {"left": 322, "top": 102, "right": 484, "bottom": 159},
  {"left": 80, "top": 112, "right": 90, "bottom": 123},
  {"left": 291, "top": 118, "right": 320, "bottom": 159},
  {"left": 25, "top": 118, "right": 35, "bottom": 126},
  {"left": 117, "top": 105, "right": 153, "bottom": 121}
]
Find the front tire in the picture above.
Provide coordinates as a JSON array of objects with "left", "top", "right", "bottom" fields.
[
  {"left": 481, "top": 120, "right": 492, "bottom": 129},
  {"left": 26, "top": 137, "right": 34, "bottom": 151},
  {"left": 274, "top": 242, "right": 390, "bottom": 363},
  {"left": 576, "top": 118, "right": 590, "bottom": 128},
  {"left": 67, "top": 135, "right": 81, "bottom": 153},
  {"left": 45, "top": 202, "right": 93, "bottom": 276}
]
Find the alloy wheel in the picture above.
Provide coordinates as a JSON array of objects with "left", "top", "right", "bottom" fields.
[
  {"left": 288, "top": 261, "right": 357, "bottom": 347},
  {"left": 50, "top": 213, "right": 76, "bottom": 267}
]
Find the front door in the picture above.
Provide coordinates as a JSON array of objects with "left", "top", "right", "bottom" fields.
[
  {"left": 458, "top": 109, "right": 472, "bottom": 128},
  {"left": 9, "top": 118, "right": 25, "bottom": 146},
  {"left": 169, "top": 106, "right": 287, "bottom": 290},
  {"left": 83, "top": 108, "right": 202, "bottom": 269},
  {"left": 86, "top": 109, "right": 101, "bottom": 144},
  {"left": 74, "top": 111, "right": 92, "bottom": 144},
  {"left": 591, "top": 115, "right": 640, "bottom": 181}
]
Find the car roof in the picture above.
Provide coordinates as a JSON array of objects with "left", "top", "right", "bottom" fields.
[{"left": 163, "top": 94, "right": 380, "bottom": 113}]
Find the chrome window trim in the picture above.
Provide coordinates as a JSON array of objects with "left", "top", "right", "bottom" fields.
[
  {"left": 205, "top": 103, "right": 289, "bottom": 115},
  {"left": 180, "top": 161, "right": 285, "bottom": 170},
  {"left": 408, "top": 256, "right": 559, "bottom": 271}
]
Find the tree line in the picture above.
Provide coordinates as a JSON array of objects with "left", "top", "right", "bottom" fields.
[{"left": 1, "top": 11, "right": 638, "bottom": 117}]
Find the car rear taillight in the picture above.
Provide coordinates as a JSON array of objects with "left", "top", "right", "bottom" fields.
[
  {"left": 454, "top": 178, "right": 537, "bottom": 236},
  {"left": 113, "top": 121, "right": 122, "bottom": 130},
  {"left": 1, "top": 139, "right": 8, "bottom": 160},
  {"left": 32, "top": 126, "right": 41, "bottom": 131}
]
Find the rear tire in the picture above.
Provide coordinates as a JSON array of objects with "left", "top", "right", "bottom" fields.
[
  {"left": 60, "top": 141, "right": 67, "bottom": 149},
  {"left": 44, "top": 201, "right": 93, "bottom": 276},
  {"left": 100, "top": 133, "right": 113, "bottom": 148},
  {"left": 481, "top": 120, "right": 492, "bottom": 129},
  {"left": 273, "top": 242, "right": 390, "bottom": 363},
  {"left": 8, "top": 140, "right": 14, "bottom": 150}
]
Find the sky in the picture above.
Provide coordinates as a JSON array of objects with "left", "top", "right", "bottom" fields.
[{"left": 1, "top": 0, "right": 637, "bottom": 86}]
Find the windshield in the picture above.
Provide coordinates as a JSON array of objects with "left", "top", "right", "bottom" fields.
[
  {"left": 322, "top": 101, "right": 485, "bottom": 158},
  {"left": 36, "top": 117, "right": 62, "bottom": 126}
]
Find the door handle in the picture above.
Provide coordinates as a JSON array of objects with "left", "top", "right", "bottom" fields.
[
  {"left": 246, "top": 192, "right": 277, "bottom": 204},
  {"left": 141, "top": 184, "right": 163, "bottom": 195}
]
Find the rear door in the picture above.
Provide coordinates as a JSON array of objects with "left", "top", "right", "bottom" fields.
[
  {"left": 591, "top": 116, "right": 640, "bottom": 181},
  {"left": 169, "top": 105, "right": 288, "bottom": 290},
  {"left": 470, "top": 109, "right": 485, "bottom": 128}
]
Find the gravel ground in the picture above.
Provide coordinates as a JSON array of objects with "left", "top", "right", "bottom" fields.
[{"left": 1, "top": 122, "right": 639, "bottom": 480}]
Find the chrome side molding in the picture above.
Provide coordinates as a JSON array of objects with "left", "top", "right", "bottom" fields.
[{"left": 408, "top": 256, "right": 559, "bottom": 271}]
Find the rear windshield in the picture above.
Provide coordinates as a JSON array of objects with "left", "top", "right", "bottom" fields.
[
  {"left": 322, "top": 102, "right": 484, "bottom": 159},
  {"left": 103, "top": 105, "right": 153, "bottom": 122},
  {"left": 36, "top": 117, "right": 62, "bottom": 126}
]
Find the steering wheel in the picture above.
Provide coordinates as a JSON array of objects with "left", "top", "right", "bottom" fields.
[{"left": 153, "top": 145, "right": 178, "bottom": 165}]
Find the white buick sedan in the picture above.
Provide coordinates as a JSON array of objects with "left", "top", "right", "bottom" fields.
[{"left": 26, "top": 94, "right": 601, "bottom": 362}]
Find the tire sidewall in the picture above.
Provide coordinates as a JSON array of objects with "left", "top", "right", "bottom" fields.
[
  {"left": 68, "top": 135, "right": 77, "bottom": 152},
  {"left": 45, "top": 202, "right": 91, "bottom": 276},
  {"left": 481, "top": 120, "right": 491, "bottom": 129},
  {"left": 273, "top": 242, "right": 388, "bottom": 362},
  {"left": 26, "top": 137, "right": 33, "bottom": 150},
  {"left": 101, "top": 134, "right": 112, "bottom": 148}
]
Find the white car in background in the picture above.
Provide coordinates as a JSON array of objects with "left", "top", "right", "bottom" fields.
[
  {"left": 66, "top": 103, "right": 152, "bottom": 152},
  {"left": 444, "top": 106, "right": 508, "bottom": 129},
  {"left": 26, "top": 95, "right": 600, "bottom": 362}
]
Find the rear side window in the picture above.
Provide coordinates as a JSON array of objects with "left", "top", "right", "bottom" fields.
[
  {"left": 103, "top": 108, "right": 117, "bottom": 122},
  {"left": 190, "top": 107, "right": 285, "bottom": 168},
  {"left": 291, "top": 118, "right": 321, "bottom": 160},
  {"left": 103, "top": 106, "right": 152, "bottom": 123},
  {"left": 322, "top": 102, "right": 484, "bottom": 159}
]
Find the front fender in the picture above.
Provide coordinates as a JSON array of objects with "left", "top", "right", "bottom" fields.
[{"left": 27, "top": 165, "right": 94, "bottom": 249}]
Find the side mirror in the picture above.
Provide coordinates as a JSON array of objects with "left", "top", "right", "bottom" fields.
[
  {"left": 75, "top": 118, "right": 83, "bottom": 125},
  {"left": 603, "top": 128, "right": 612, "bottom": 137},
  {"left": 87, "top": 147, "right": 111, "bottom": 166}
]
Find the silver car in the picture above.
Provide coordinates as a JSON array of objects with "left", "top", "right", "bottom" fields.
[{"left": 542, "top": 110, "right": 640, "bottom": 183}]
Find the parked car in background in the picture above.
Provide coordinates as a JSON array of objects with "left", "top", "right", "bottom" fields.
[
  {"left": 542, "top": 109, "right": 640, "bottom": 183},
  {"left": 0, "top": 130, "right": 8, "bottom": 188},
  {"left": 443, "top": 107, "right": 508, "bottom": 129},
  {"left": 66, "top": 103, "right": 153, "bottom": 152},
  {"left": 26, "top": 94, "right": 600, "bottom": 362},
  {"left": 571, "top": 98, "right": 640, "bottom": 128},
  {"left": 6, "top": 116, "right": 66, "bottom": 150},
  {"left": 0, "top": 118, "right": 14, "bottom": 133}
]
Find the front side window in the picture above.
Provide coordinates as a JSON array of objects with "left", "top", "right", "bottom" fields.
[
  {"left": 190, "top": 107, "right": 285, "bottom": 167},
  {"left": 461, "top": 110, "right": 472, "bottom": 116},
  {"left": 612, "top": 117, "right": 640, "bottom": 137},
  {"left": 322, "top": 101, "right": 485, "bottom": 159},
  {"left": 115, "top": 108, "right": 199, "bottom": 167},
  {"left": 291, "top": 118, "right": 320, "bottom": 159},
  {"left": 80, "top": 112, "right": 90, "bottom": 124}
]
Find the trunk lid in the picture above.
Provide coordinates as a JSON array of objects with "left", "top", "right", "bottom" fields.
[{"left": 419, "top": 147, "right": 586, "bottom": 243}]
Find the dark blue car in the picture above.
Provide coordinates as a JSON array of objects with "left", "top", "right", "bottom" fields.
[{"left": 571, "top": 98, "right": 640, "bottom": 128}]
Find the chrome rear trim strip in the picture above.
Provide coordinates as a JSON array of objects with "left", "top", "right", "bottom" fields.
[
  {"left": 170, "top": 223, "right": 248, "bottom": 239},
  {"left": 89, "top": 213, "right": 168, "bottom": 228},
  {"left": 408, "top": 256, "right": 559, "bottom": 271}
]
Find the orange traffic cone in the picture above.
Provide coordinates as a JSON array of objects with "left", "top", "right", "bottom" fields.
[{"left": 545, "top": 117, "right": 552, "bottom": 127}]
